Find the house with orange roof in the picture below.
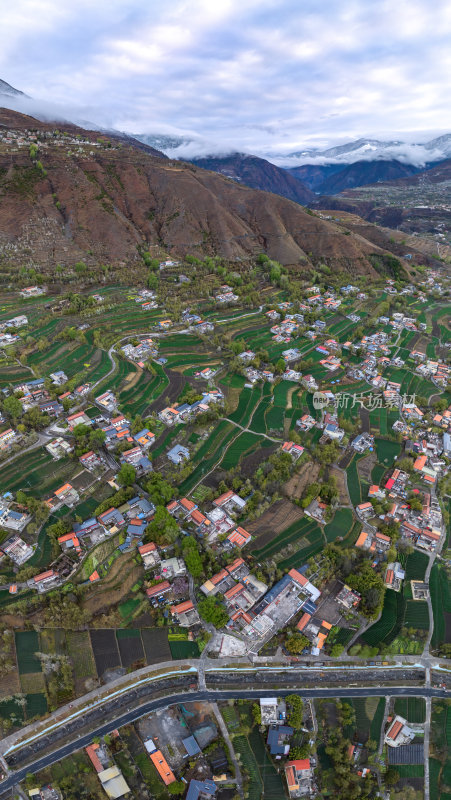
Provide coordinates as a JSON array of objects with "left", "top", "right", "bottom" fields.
[
  {"left": 85, "top": 743, "right": 104, "bottom": 773},
  {"left": 284, "top": 759, "right": 312, "bottom": 797},
  {"left": 170, "top": 600, "right": 200, "bottom": 627},
  {"left": 296, "top": 612, "right": 311, "bottom": 632},
  {"left": 226, "top": 526, "right": 252, "bottom": 549},
  {"left": 149, "top": 750, "right": 176, "bottom": 785},
  {"left": 384, "top": 562, "right": 405, "bottom": 591},
  {"left": 368, "top": 485, "right": 385, "bottom": 499},
  {"left": 146, "top": 580, "right": 171, "bottom": 599},
  {"left": 385, "top": 715, "right": 414, "bottom": 747},
  {"left": 282, "top": 441, "right": 305, "bottom": 460},
  {"left": 138, "top": 541, "right": 160, "bottom": 569},
  {"left": 158, "top": 406, "right": 180, "bottom": 426},
  {"left": 58, "top": 531, "right": 82, "bottom": 556},
  {"left": 46, "top": 482, "right": 79, "bottom": 509},
  {"left": 29, "top": 569, "right": 60, "bottom": 593}
]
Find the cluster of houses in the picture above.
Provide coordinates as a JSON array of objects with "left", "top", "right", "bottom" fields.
[
  {"left": 158, "top": 389, "right": 224, "bottom": 426},
  {"left": 122, "top": 337, "right": 158, "bottom": 364},
  {"left": 215, "top": 284, "right": 239, "bottom": 304},
  {"left": 258, "top": 698, "right": 315, "bottom": 797},
  {"left": 356, "top": 463, "right": 444, "bottom": 553}
]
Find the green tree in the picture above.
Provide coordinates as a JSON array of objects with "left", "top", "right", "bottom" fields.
[
  {"left": 285, "top": 633, "right": 309, "bottom": 654},
  {"left": 286, "top": 694, "right": 303, "bottom": 728},
  {"left": 198, "top": 597, "right": 228, "bottom": 628},
  {"left": 168, "top": 781, "right": 185, "bottom": 796},
  {"left": 145, "top": 472, "right": 175, "bottom": 505},
  {"left": 145, "top": 506, "right": 179, "bottom": 545},
  {"left": 3, "top": 395, "right": 22, "bottom": 420},
  {"left": 117, "top": 463, "right": 136, "bottom": 486},
  {"left": 181, "top": 537, "right": 204, "bottom": 579}
]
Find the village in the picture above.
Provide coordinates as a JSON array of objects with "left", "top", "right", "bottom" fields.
[{"left": 0, "top": 259, "right": 449, "bottom": 800}]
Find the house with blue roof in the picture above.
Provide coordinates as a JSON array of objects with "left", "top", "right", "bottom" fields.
[
  {"left": 186, "top": 779, "right": 217, "bottom": 800},
  {"left": 267, "top": 725, "right": 293, "bottom": 756}
]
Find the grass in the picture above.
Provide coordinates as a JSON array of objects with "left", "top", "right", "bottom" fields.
[
  {"left": 346, "top": 454, "right": 367, "bottom": 507},
  {"left": 66, "top": 631, "right": 97, "bottom": 679},
  {"left": 0, "top": 447, "right": 75, "bottom": 496},
  {"left": 394, "top": 697, "right": 426, "bottom": 724},
  {"left": 361, "top": 590, "right": 405, "bottom": 647},
  {"left": 324, "top": 508, "right": 354, "bottom": 543},
  {"left": 402, "top": 550, "right": 429, "bottom": 581},
  {"left": 374, "top": 438, "right": 402, "bottom": 465},
  {"left": 430, "top": 565, "right": 451, "bottom": 650},
  {"left": 169, "top": 640, "right": 200, "bottom": 659},
  {"left": 251, "top": 516, "right": 319, "bottom": 561},
  {"left": 15, "top": 631, "right": 42, "bottom": 674},
  {"left": 232, "top": 734, "right": 263, "bottom": 800}
]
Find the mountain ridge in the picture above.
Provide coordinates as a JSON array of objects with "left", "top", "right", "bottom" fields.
[{"left": 0, "top": 107, "right": 422, "bottom": 279}]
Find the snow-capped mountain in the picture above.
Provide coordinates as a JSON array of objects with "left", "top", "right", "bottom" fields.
[
  {"left": 0, "top": 78, "right": 26, "bottom": 98},
  {"left": 273, "top": 136, "right": 451, "bottom": 168}
]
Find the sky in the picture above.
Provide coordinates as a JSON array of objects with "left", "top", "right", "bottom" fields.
[{"left": 1, "top": 0, "right": 451, "bottom": 163}]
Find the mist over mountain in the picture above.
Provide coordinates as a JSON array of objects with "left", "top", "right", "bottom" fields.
[
  {"left": 0, "top": 79, "right": 26, "bottom": 98},
  {"left": 272, "top": 135, "right": 451, "bottom": 168}
]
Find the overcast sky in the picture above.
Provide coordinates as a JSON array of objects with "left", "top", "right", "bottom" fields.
[{"left": 1, "top": 0, "right": 451, "bottom": 160}]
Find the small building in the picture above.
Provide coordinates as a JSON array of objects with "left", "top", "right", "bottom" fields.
[
  {"left": 186, "top": 779, "right": 217, "bottom": 800},
  {"left": 285, "top": 759, "right": 312, "bottom": 798},
  {"left": 170, "top": 600, "right": 200, "bottom": 627},
  {"left": 385, "top": 715, "right": 415, "bottom": 747},
  {"left": 167, "top": 444, "right": 190, "bottom": 465},
  {"left": 148, "top": 749, "right": 176, "bottom": 786},
  {"left": 260, "top": 698, "right": 284, "bottom": 726},
  {"left": 267, "top": 725, "right": 293, "bottom": 756},
  {"left": 97, "top": 766, "right": 130, "bottom": 798}
]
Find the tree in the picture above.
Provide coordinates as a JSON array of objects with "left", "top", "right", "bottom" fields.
[
  {"left": 289, "top": 743, "right": 309, "bottom": 759},
  {"left": 198, "top": 597, "right": 229, "bottom": 629},
  {"left": 145, "top": 506, "right": 179, "bottom": 545},
  {"left": 251, "top": 703, "right": 261, "bottom": 725},
  {"left": 168, "top": 781, "right": 185, "bottom": 795},
  {"left": 181, "top": 537, "right": 204, "bottom": 579},
  {"left": 145, "top": 472, "right": 175, "bottom": 505},
  {"left": 117, "top": 463, "right": 136, "bottom": 486},
  {"left": 3, "top": 395, "right": 22, "bottom": 420},
  {"left": 285, "top": 633, "right": 309, "bottom": 654},
  {"left": 385, "top": 768, "right": 400, "bottom": 786},
  {"left": 286, "top": 694, "right": 303, "bottom": 728}
]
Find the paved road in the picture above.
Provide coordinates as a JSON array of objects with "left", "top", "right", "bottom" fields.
[
  {"left": 0, "top": 686, "right": 447, "bottom": 794},
  {"left": 0, "top": 431, "right": 51, "bottom": 469}
]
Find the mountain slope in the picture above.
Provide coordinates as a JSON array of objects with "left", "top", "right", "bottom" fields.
[
  {"left": 0, "top": 108, "right": 416, "bottom": 277},
  {"left": 310, "top": 158, "right": 451, "bottom": 241},
  {"left": 189, "top": 152, "right": 314, "bottom": 205},
  {"left": 0, "top": 79, "right": 25, "bottom": 98},
  {"left": 290, "top": 159, "right": 421, "bottom": 195}
]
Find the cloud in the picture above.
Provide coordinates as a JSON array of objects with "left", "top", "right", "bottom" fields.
[{"left": 1, "top": 0, "right": 450, "bottom": 160}]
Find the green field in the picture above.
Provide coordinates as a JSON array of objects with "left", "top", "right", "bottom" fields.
[
  {"left": 374, "top": 438, "right": 401, "bottom": 465},
  {"left": 232, "top": 734, "right": 263, "bottom": 800},
  {"left": 346, "top": 454, "right": 368, "bottom": 506},
  {"left": 324, "top": 508, "right": 354, "bottom": 543},
  {"left": 394, "top": 697, "right": 426, "bottom": 723},
  {"left": 15, "top": 631, "right": 42, "bottom": 674},
  {"left": 430, "top": 565, "right": 451, "bottom": 651},
  {"left": 251, "top": 516, "right": 322, "bottom": 562},
  {"left": 361, "top": 590, "right": 405, "bottom": 647},
  {"left": 168, "top": 640, "right": 200, "bottom": 659},
  {"left": 0, "top": 448, "right": 75, "bottom": 496}
]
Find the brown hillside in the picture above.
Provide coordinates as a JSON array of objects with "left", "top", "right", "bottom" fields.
[{"left": 0, "top": 108, "right": 398, "bottom": 276}]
